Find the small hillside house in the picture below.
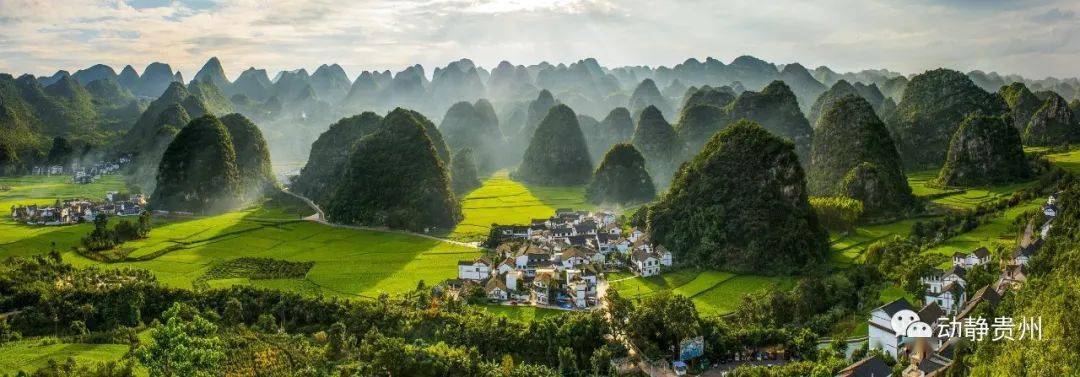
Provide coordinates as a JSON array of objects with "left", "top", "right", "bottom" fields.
[
  {"left": 952, "top": 247, "right": 989, "bottom": 268},
  {"left": 868, "top": 298, "right": 916, "bottom": 359}
]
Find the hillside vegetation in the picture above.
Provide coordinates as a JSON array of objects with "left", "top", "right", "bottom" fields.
[
  {"left": 325, "top": 108, "right": 462, "bottom": 231},
  {"left": 647, "top": 120, "right": 829, "bottom": 275}
]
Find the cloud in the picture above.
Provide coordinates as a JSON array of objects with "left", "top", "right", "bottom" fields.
[
  {"left": 1031, "top": 8, "right": 1076, "bottom": 22},
  {"left": 0, "top": 0, "right": 1079, "bottom": 79}
]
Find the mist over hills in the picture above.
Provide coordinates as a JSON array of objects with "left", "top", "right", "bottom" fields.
[{"left": 4, "top": 54, "right": 1080, "bottom": 185}]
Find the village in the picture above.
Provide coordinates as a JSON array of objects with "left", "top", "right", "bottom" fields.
[
  {"left": 30, "top": 157, "right": 129, "bottom": 184},
  {"left": 9, "top": 191, "right": 147, "bottom": 226},
  {"left": 846, "top": 192, "right": 1061, "bottom": 377},
  {"left": 449, "top": 208, "right": 673, "bottom": 310}
]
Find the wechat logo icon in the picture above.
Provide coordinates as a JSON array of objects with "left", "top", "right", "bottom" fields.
[{"left": 891, "top": 309, "right": 932, "bottom": 338}]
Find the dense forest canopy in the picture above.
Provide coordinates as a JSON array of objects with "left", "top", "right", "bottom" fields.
[
  {"left": 935, "top": 115, "right": 1031, "bottom": 186},
  {"left": 886, "top": 68, "right": 1008, "bottom": 169},
  {"left": 290, "top": 112, "right": 384, "bottom": 206},
  {"left": 151, "top": 114, "right": 243, "bottom": 213},
  {"left": 586, "top": 143, "right": 656, "bottom": 206},
  {"left": 646, "top": 120, "right": 829, "bottom": 275},
  {"left": 324, "top": 108, "right": 462, "bottom": 231},
  {"left": 808, "top": 95, "right": 915, "bottom": 215},
  {"left": 514, "top": 104, "right": 594, "bottom": 185}
]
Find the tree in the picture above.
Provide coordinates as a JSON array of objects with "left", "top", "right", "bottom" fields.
[
  {"left": 69, "top": 320, "right": 88, "bottom": 341},
  {"left": 809, "top": 196, "right": 864, "bottom": 231},
  {"left": 589, "top": 347, "right": 615, "bottom": 377},
  {"left": 625, "top": 292, "right": 700, "bottom": 359},
  {"left": 253, "top": 313, "right": 277, "bottom": 334},
  {"left": 450, "top": 148, "right": 482, "bottom": 194},
  {"left": 327, "top": 321, "right": 355, "bottom": 360},
  {"left": 136, "top": 302, "right": 225, "bottom": 377},
  {"left": 137, "top": 211, "right": 152, "bottom": 238},
  {"left": 557, "top": 347, "right": 578, "bottom": 376},
  {"left": 81, "top": 213, "right": 116, "bottom": 251},
  {"left": 222, "top": 298, "right": 243, "bottom": 326},
  {"left": 46, "top": 137, "right": 74, "bottom": 166}
]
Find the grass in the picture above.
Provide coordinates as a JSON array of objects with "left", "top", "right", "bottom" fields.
[
  {"left": 923, "top": 198, "right": 1044, "bottom": 261},
  {"left": 692, "top": 275, "right": 796, "bottom": 317},
  {"left": 1042, "top": 148, "right": 1080, "bottom": 173},
  {"left": 608, "top": 269, "right": 792, "bottom": 317},
  {"left": 482, "top": 305, "right": 563, "bottom": 322},
  {"left": 0, "top": 337, "right": 133, "bottom": 375},
  {"left": 877, "top": 284, "right": 915, "bottom": 304},
  {"left": 829, "top": 217, "right": 933, "bottom": 266},
  {"left": 828, "top": 167, "right": 1046, "bottom": 268},
  {"left": 907, "top": 170, "right": 1038, "bottom": 210},
  {"left": 0, "top": 176, "right": 481, "bottom": 299},
  {"left": 449, "top": 170, "right": 593, "bottom": 243},
  {"left": 0, "top": 175, "right": 127, "bottom": 208}
]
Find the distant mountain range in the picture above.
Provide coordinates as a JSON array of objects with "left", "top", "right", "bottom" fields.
[{"left": 3, "top": 55, "right": 1080, "bottom": 178}]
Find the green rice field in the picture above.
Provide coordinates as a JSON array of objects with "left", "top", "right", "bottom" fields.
[
  {"left": 0, "top": 176, "right": 480, "bottom": 299},
  {"left": 607, "top": 269, "right": 795, "bottom": 317},
  {"left": 449, "top": 170, "right": 594, "bottom": 242},
  {"left": 1043, "top": 148, "right": 1080, "bottom": 173},
  {"left": 907, "top": 170, "right": 1038, "bottom": 209},
  {"left": 0, "top": 337, "right": 137, "bottom": 376},
  {"left": 923, "top": 198, "right": 1044, "bottom": 259}
]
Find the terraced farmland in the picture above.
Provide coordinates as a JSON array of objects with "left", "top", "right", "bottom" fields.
[
  {"left": 607, "top": 269, "right": 793, "bottom": 317},
  {"left": 907, "top": 170, "right": 1038, "bottom": 209}
]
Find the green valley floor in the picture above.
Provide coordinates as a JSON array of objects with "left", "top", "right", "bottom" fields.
[
  {"left": 4, "top": 147, "right": 1074, "bottom": 321},
  {"left": 0, "top": 176, "right": 480, "bottom": 299}
]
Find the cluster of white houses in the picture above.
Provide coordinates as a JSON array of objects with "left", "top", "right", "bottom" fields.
[
  {"left": 9, "top": 192, "right": 146, "bottom": 226},
  {"left": 854, "top": 192, "right": 1061, "bottom": 376},
  {"left": 72, "top": 159, "right": 126, "bottom": 184},
  {"left": 30, "top": 157, "right": 129, "bottom": 184},
  {"left": 453, "top": 209, "right": 672, "bottom": 309}
]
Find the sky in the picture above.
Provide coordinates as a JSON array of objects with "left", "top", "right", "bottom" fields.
[{"left": 1, "top": 0, "right": 1079, "bottom": 80}]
